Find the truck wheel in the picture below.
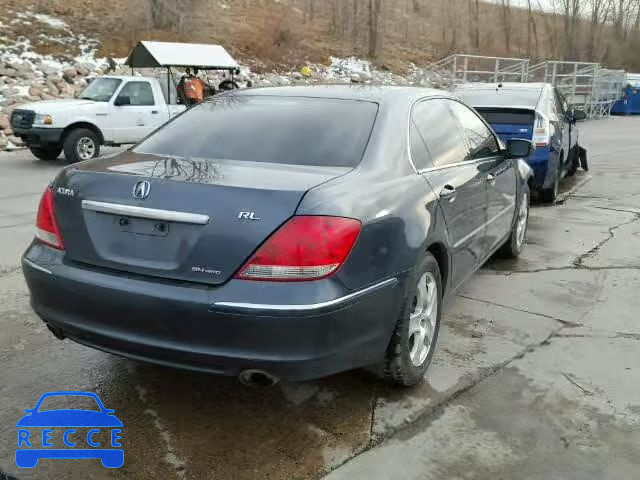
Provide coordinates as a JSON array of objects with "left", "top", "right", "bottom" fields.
[
  {"left": 382, "top": 253, "right": 442, "bottom": 386},
  {"left": 29, "top": 146, "right": 62, "bottom": 161},
  {"left": 63, "top": 128, "right": 100, "bottom": 164}
]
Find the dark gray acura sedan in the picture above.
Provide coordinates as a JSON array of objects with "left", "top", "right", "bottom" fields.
[{"left": 22, "top": 86, "right": 533, "bottom": 386}]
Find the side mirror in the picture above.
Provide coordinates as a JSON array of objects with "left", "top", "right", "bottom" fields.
[
  {"left": 571, "top": 109, "right": 587, "bottom": 122},
  {"left": 506, "top": 139, "right": 535, "bottom": 158},
  {"left": 114, "top": 95, "right": 131, "bottom": 106}
]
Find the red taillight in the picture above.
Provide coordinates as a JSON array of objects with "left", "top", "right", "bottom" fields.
[
  {"left": 236, "top": 216, "right": 361, "bottom": 281},
  {"left": 35, "top": 187, "right": 64, "bottom": 250}
]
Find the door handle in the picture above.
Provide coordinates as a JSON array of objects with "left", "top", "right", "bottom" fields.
[
  {"left": 151, "top": 110, "right": 159, "bottom": 114},
  {"left": 439, "top": 185, "right": 456, "bottom": 202},
  {"left": 486, "top": 173, "right": 496, "bottom": 185}
]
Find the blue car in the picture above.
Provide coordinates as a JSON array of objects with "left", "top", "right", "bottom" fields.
[
  {"left": 455, "top": 82, "right": 587, "bottom": 202},
  {"left": 16, "top": 391, "right": 123, "bottom": 468}
]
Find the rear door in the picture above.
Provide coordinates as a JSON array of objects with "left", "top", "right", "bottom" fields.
[
  {"left": 449, "top": 100, "right": 516, "bottom": 254},
  {"left": 552, "top": 87, "right": 575, "bottom": 160},
  {"left": 412, "top": 98, "right": 488, "bottom": 290}
]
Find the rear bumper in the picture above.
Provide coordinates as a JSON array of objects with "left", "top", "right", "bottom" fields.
[
  {"left": 22, "top": 243, "right": 403, "bottom": 381},
  {"left": 14, "top": 127, "right": 63, "bottom": 147},
  {"left": 527, "top": 157, "right": 548, "bottom": 189}
]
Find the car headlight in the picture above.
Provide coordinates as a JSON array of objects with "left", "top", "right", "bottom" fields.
[{"left": 34, "top": 114, "right": 54, "bottom": 126}]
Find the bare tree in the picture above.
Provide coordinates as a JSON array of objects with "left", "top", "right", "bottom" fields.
[
  {"left": 368, "top": 0, "right": 383, "bottom": 58},
  {"left": 500, "top": 0, "right": 511, "bottom": 53},
  {"left": 587, "top": 0, "right": 613, "bottom": 60},
  {"left": 526, "top": 0, "right": 540, "bottom": 58},
  {"left": 304, "top": 0, "right": 315, "bottom": 22},
  {"left": 470, "top": 0, "right": 480, "bottom": 49}
]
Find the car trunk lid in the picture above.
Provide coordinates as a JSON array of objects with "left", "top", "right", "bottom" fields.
[
  {"left": 475, "top": 108, "right": 535, "bottom": 144},
  {"left": 54, "top": 151, "right": 350, "bottom": 285}
]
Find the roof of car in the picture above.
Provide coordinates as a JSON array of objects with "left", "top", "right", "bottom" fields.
[{"left": 229, "top": 85, "right": 452, "bottom": 103}]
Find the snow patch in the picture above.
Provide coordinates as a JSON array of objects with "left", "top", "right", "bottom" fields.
[
  {"left": 13, "top": 85, "right": 30, "bottom": 97},
  {"left": 32, "top": 13, "right": 68, "bottom": 30}
]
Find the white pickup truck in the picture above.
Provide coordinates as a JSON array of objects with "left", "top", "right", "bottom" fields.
[{"left": 10, "top": 75, "right": 186, "bottom": 163}]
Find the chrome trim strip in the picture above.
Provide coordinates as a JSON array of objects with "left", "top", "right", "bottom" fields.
[
  {"left": 23, "top": 258, "right": 52, "bottom": 275},
  {"left": 213, "top": 278, "right": 398, "bottom": 311},
  {"left": 418, "top": 156, "right": 498, "bottom": 174},
  {"left": 82, "top": 200, "right": 209, "bottom": 225},
  {"left": 453, "top": 202, "right": 515, "bottom": 248}
]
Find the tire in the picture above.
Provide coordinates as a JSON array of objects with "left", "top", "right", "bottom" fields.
[
  {"left": 498, "top": 185, "right": 529, "bottom": 258},
  {"left": 541, "top": 155, "right": 562, "bottom": 203},
  {"left": 566, "top": 149, "right": 579, "bottom": 177},
  {"left": 579, "top": 147, "right": 589, "bottom": 172},
  {"left": 218, "top": 80, "right": 239, "bottom": 91},
  {"left": 29, "top": 146, "right": 62, "bottom": 161},
  {"left": 382, "top": 253, "right": 443, "bottom": 386},
  {"left": 62, "top": 128, "right": 100, "bottom": 164}
]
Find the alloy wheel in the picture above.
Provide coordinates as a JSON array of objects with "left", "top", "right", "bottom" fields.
[
  {"left": 516, "top": 192, "right": 529, "bottom": 248},
  {"left": 408, "top": 272, "right": 438, "bottom": 367}
]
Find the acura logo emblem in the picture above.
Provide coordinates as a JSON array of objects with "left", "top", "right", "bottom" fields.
[{"left": 132, "top": 180, "right": 151, "bottom": 200}]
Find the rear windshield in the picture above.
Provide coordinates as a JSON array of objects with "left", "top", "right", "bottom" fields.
[
  {"left": 475, "top": 108, "right": 535, "bottom": 125},
  {"left": 134, "top": 95, "right": 379, "bottom": 168},
  {"left": 456, "top": 89, "right": 542, "bottom": 109}
]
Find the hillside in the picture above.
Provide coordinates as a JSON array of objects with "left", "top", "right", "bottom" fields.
[
  {"left": 3, "top": 0, "right": 640, "bottom": 72},
  {"left": 2, "top": 0, "right": 640, "bottom": 149}
]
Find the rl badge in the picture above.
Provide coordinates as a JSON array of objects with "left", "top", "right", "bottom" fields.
[{"left": 15, "top": 391, "right": 124, "bottom": 468}]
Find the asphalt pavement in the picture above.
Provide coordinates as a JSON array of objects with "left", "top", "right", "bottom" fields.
[{"left": 1, "top": 117, "right": 639, "bottom": 480}]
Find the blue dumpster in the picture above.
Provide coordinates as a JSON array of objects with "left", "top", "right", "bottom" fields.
[{"left": 612, "top": 74, "right": 640, "bottom": 115}]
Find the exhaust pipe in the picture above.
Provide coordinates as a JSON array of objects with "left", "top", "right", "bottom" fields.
[
  {"left": 46, "top": 323, "right": 65, "bottom": 340},
  {"left": 238, "top": 369, "right": 279, "bottom": 388}
]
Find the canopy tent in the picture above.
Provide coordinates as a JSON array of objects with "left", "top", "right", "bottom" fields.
[{"left": 126, "top": 41, "right": 239, "bottom": 71}]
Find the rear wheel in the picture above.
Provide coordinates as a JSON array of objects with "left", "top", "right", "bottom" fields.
[
  {"left": 498, "top": 186, "right": 529, "bottom": 258},
  {"left": 29, "top": 146, "right": 61, "bottom": 161},
  {"left": 63, "top": 128, "right": 100, "bottom": 164},
  {"left": 542, "top": 155, "right": 563, "bottom": 203},
  {"left": 382, "top": 253, "right": 442, "bottom": 386}
]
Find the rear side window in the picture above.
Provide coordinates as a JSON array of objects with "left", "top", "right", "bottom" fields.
[
  {"left": 409, "top": 121, "right": 433, "bottom": 170},
  {"left": 475, "top": 108, "right": 535, "bottom": 125},
  {"left": 135, "top": 96, "right": 378, "bottom": 168},
  {"left": 447, "top": 101, "right": 499, "bottom": 159},
  {"left": 412, "top": 99, "right": 468, "bottom": 167}
]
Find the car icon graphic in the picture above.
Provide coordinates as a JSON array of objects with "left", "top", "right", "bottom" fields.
[{"left": 16, "top": 391, "right": 123, "bottom": 468}]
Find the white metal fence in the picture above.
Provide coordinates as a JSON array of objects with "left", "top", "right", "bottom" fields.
[{"left": 427, "top": 54, "right": 626, "bottom": 118}]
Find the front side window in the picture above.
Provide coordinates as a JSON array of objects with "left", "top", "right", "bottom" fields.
[
  {"left": 117, "top": 82, "right": 155, "bottom": 106},
  {"left": 78, "top": 78, "right": 122, "bottom": 102},
  {"left": 447, "top": 101, "right": 499, "bottom": 159},
  {"left": 411, "top": 99, "right": 468, "bottom": 167},
  {"left": 134, "top": 95, "right": 378, "bottom": 168}
]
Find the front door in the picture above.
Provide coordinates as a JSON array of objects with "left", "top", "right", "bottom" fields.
[
  {"left": 412, "top": 98, "right": 489, "bottom": 289},
  {"left": 110, "top": 81, "right": 160, "bottom": 144}
]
